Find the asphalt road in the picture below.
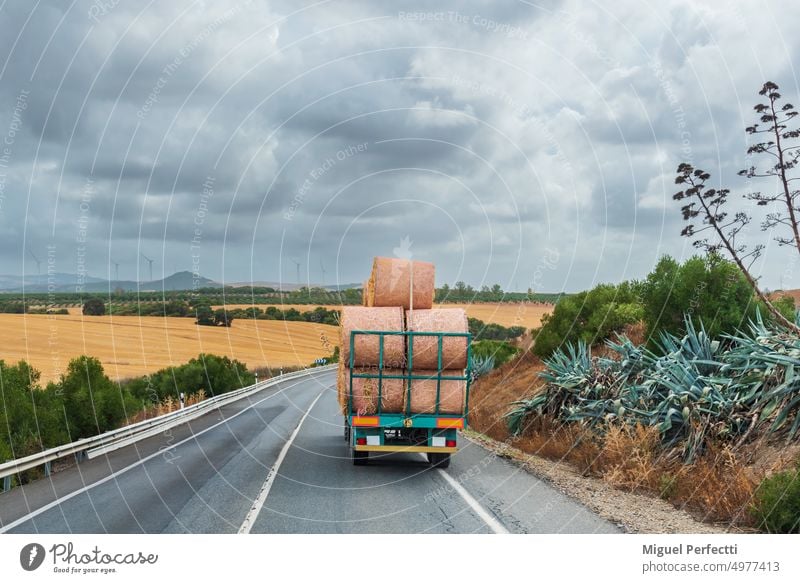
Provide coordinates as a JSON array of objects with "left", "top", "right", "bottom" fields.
[{"left": 0, "top": 370, "right": 618, "bottom": 534}]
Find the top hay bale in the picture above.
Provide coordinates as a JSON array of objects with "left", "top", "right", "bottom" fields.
[{"left": 363, "top": 257, "right": 435, "bottom": 310}]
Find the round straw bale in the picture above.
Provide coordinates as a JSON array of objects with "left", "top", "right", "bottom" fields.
[
  {"left": 405, "top": 308, "right": 468, "bottom": 370},
  {"left": 342, "top": 367, "right": 406, "bottom": 415},
  {"left": 408, "top": 370, "right": 466, "bottom": 415},
  {"left": 340, "top": 306, "right": 405, "bottom": 367},
  {"left": 366, "top": 257, "right": 435, "bottom": 309},
  {"left": 337, "top": 359, "right": 348, "bottom": 413}
]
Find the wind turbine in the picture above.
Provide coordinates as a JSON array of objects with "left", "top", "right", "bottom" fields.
[
  {"left": 319, "top": 259, "right": 326, "bottom": 286},
  {"left": 140, "top": 252, "right": 154, "bottom": 282},
  {"left": 112, "top": 260, "right": 120, "bottom": 281},
  {"left": 27, "top": 248, "right": 41, "bottom": 276},
  {"left": 289, "top": 257, "right": 301, "bottom": 286}
]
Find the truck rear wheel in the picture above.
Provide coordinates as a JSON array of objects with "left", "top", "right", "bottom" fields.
[
  {"left": 428, "top": 452, "right": 450, "bottom": 468},
  {"left": 352, "top": 449, "right": 369, "bottom": 466}
]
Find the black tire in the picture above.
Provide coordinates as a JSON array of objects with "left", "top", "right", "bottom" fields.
[
  {"left": 352, "top": 449, "right": 369, "bottom": 466},
  {"left": 344, "top": 423, "right": 350, "bottom": 442},
  {"left": 428, "top": 452, "right": 451, "bottom": 468}
]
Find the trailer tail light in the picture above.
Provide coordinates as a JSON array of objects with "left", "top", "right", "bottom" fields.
[
  {"left": 352, "top": 416, "right": 380, "bottom": 427},
  {"left": 436, "top": 418, "right": 464, "bottom": 429},
  {"left": 356, "top": 437, "right": 367, "bottom": 445},
  {"left": 446, "top": 439, "right": 457, "bottom": 448}
]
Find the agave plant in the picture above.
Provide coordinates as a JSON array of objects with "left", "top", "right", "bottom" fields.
[
  {"left": 469, "top": 354, "right": 495, "bottom": 380},
  {"left": 506, "top": 313, "right": 800, "bottom": 462}
]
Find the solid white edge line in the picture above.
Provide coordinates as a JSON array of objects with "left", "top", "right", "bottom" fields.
[
  {"left": 0, "top": 372, "right": 334, "bottom": 534},
  {"left": 419, "top": 453, "right": 509, "bottom": 534},
  {"left": 238, "top": 390, "right": 324, "bottom": 534},
  {"left": 435, "top": 468, "right": 509, "bottom": 534}
]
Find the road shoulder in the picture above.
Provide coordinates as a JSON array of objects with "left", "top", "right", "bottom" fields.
[{"left": 463, "top": 430, "right": 736, "bottom": 534}]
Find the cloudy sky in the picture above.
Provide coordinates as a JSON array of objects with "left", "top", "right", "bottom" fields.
[{"left": 0, "top": 0, "right": 798, "bottom": 292}]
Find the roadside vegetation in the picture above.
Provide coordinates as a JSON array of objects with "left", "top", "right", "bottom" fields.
[
  {"left": 466, "top": 318, "right": 527, "bottom": 375},
  {"left": 482, "top": 81, "right": 800, "bottom": 532},
  {"left": 0, "top": 353, "right": 256, "bottom": 486}
]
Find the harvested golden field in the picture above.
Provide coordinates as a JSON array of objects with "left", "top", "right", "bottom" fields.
[
  {"left": 0, "top": 314, "right": 338, "bottom": 384},
  {"left": 439, "top": 302, "right": 551, "bottom": 329},
  {"left": 213, "top": 302, "right": 552, "bottom": 329},
  {"left": 770, "top": 289, "right": 800, "bottom": 304}
]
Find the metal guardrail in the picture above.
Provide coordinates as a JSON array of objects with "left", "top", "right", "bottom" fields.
[{"left": 0, "top": 364, "right": 336, "bottom": 488}]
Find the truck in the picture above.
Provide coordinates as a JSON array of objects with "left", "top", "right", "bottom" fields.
[{"left": 343, "top": 329, "right": 472, "bottom": 469}]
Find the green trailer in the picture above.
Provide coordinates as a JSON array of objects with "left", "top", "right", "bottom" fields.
[{"left": 344, "top": 329, "right": 472, "bottom": 469}]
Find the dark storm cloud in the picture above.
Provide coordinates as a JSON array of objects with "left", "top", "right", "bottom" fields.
[{"left": 0, "top": 0, "right": 798, "bottom": 289}]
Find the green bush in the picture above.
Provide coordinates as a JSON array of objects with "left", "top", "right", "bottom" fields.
[
  {"left": 0, "top": 360, "right": 69, "bottom": 472},
  {"left": 533, "top": 281, "right": 643, "bottom": 358},
  {"left": 58, "top": 356, "right": 138, "bottom": 439},
  {"left": 468, "top": 318, "right": 525, "bottom": 341},
  {"left": 0, "top": 302, "right": 26, "bottom": 313},
  {"left": 126, "top": 354, "right": 254, "bottom": 403},
  {"left": 195, "top": 304, "right": 215, "bottom": 326},
  {"left": 82, "top": 298, "right": 106, "bottom": 316},
  {"left": 641, "top": 254, "right": 770, "bottom": 343},
  {"left": 752, "top": 464, "right": 800, "bottom": 533},
  {"left": 470, "top": 340, "right": 520, "bottom": 367}
]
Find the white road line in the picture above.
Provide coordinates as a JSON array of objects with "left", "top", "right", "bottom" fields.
[
  {"left": 0, "top": 373, "right": 333, "bottom": 534},
  {"left": 435, "top": 468, "right": 509, "bottom": 534},
  {"left": 420, "top": 453, "right": 509, "bottom": 534},
  {"left": 238, "top": 390, "right": 324, "bottom": 534}
]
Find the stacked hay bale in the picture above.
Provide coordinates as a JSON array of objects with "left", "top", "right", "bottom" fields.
[
  {"left": 338, "top": 257, "right": 468, "bottom": 417},
  {"left": 362, "top": 257, "right": 435, "bottom": 309},
  {"left": 405, "top": 308, "right": 468, "bottom": 414},
  {"left": 338, "top": 306, "right": 405, "bottom": 415}
]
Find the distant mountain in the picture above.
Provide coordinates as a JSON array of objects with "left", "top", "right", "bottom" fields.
[
  {"left": 0, "top": 271, "right": 220, "bottom": 293},
  {"left": 0, "top": 271, "right": 362, "bottom": 293},
  {"left": 226, "top": 281, "right": 362, "bottom": 291},
  {"left": 0, "top": 272, "right": 106, "bottom": 291},
  {"left": 128, "top": 271, "right": 221, "bottom": 292}
]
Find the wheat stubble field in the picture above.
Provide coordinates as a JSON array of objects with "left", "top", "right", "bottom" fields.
[{"left": 0, "top": 314, "right": 338, "bottom": 384}]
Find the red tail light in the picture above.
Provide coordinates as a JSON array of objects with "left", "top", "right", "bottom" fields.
[
  {"left": 446, "top": 439, "right": 456, "bottom": 448},
  {"left": 356, "top": 437, "right": 367, "bottom": 445}
]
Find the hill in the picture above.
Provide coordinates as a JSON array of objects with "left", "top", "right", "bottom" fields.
[{"left": 0, "top": 270, "right": 221, "bottom": 293}]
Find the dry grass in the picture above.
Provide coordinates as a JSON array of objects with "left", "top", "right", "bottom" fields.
[
  {"left": 596, "top": 425, "right": 663, "bottom": 492},
  {"left": 671, "top": 446, "right": 757, "bottom": 523},
  {"left": 213, "top": 302, "right": 553, "bottom": 330},
  {"left": 509, "top": 419, "right": 759, "bottom": 525},
  {"left": 467, "top": 349, "right": 545, "bottom": 442},
  {"left": 124, "top": 390, "right": 207, "bottom": 425},
  {"left": 511, "top": 417, "right": 601, "bottom": 473},
  {"left": 0, "top": 314, "right": 338, "bottom": 384}
]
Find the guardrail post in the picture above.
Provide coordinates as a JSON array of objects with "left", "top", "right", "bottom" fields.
[
  {"left": 74, "top": 450, "right": 87, "bottom": 464},
  {"left": 2, "top": 475, "right": 11, "bottom": 492},
  {"left": 44, "top": 461, "right": 51, "bottom": 477}
]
